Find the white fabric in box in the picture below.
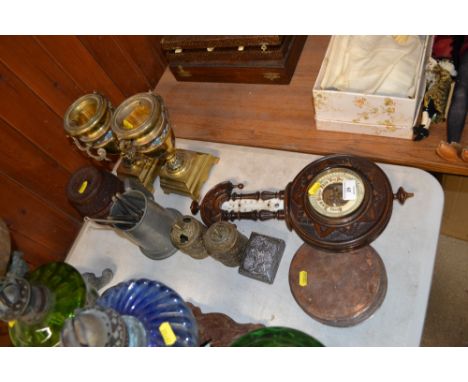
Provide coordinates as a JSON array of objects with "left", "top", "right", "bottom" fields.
[{"left": 313, "top": 36, "right": 433, "bottom": 140}]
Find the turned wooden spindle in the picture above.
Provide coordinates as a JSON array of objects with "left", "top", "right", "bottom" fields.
[
  {"left": 231, "top": 189, "right": 285, "bottom": 201},
  {"left": 231, "top": 191, "right": 261, "bottom": 200},
  {"left": 222, "top": 210, "right": 285, "bottom": 222}
]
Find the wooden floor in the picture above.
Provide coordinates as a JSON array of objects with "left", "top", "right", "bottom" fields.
[
  {"left": 421, "top": 235, "right": 468, "bottom": 346},
  {"left": 156, "top": 36, "right": 468, "bottom": 176}
]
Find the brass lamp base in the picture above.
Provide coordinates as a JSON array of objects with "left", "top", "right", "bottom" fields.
[
  {"left": 159, "top": 149, "right": 219, "bottom": 200},
  {"left": 116, "top": 156, "right": 160, "bottom": 193}
]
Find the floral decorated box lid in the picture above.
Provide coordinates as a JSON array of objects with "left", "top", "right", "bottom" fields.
[{"left": 313, "top": 36, "right": 433, "bottom": 139}]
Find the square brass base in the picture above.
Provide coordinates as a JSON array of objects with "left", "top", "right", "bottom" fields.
[
  {"left": 159, "top": 149, "right": 219, "bottom": 200},
  {"left": 116, "top": 156, "right": 160, "bottom": 193}
]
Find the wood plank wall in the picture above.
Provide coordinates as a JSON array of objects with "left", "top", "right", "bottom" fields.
[{"left": 0, "top": 36, "right": 167, "bottom": 346}]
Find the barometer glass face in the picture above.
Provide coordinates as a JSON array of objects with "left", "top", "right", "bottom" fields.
[{"left": 307, "top": 167, "right": 365, "bottom": 218}]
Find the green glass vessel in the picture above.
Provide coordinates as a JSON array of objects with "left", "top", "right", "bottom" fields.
[
  {"left": 231, "top": 326, "right": 324, "bottom": 347},
  {"left": 4, "top": 262, "right": 87, "bottom": 347}
]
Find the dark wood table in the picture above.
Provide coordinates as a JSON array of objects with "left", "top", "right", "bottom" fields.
[{"left": 155, "top": 36, "right": 468, "bottom": 176}]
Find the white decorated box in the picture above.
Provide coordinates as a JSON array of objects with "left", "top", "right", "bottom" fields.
[{"left": 313, "top": 36, "right": 433, "bottom": 139}]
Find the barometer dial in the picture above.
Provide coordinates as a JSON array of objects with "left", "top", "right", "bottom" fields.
[{"left": 307, "top": 168, "right": 365, "bottom": 218}]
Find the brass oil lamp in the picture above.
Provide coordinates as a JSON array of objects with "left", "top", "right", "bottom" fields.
[
  {"left": 63, "top": 92, "right": 118, "bottom": 161},
  {"left": 112, "top": 92, "right": 218, "bottom": 199}
]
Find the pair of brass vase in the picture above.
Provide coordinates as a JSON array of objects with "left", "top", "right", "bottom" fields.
[{"left": 63, "top": 91, "right": 218, "bottom": 200}]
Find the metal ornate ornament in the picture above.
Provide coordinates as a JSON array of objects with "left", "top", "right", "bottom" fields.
[
  {"left": 112, "top": 93, "right": 172, "bottom": 158},
  {"left": 203, "top": 222, "right": 248, "bottom": 267},
  {"left": 63, "top": 92, "right": 118, "bottom": 161},
  {"left": 170, "top": 216, "right": 209, "bottom": 260},
  {"left": 61, "top": 306, "right": 131, "bottom": 347},
  {"left": 112, "top": 92, "right": 219, "bottom": 199},
  {"left": 111, "top": 92, "right": 169, "bottom": 192}
]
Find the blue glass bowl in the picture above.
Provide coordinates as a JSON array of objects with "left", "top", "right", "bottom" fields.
[{"left": 97, "top": 279, "right": 199, "bottom": 347}]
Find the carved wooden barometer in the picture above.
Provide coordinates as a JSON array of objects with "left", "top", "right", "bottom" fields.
[
  {"left": 284, "top": 154, "right": 412, "bottom": 251},
  {"left": 193, "top": 154, "right": 412, "bottom": 251}
]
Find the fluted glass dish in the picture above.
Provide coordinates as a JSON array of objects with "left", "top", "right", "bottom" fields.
[
  {"left": 9, "top": 262, "right": 87, "bottom": 347},
  {"left": 231, "top": 326, "right": 324, "bottom": 347},
  {"left": 97, "top": 279, "right": 198, "bottom": 346}
]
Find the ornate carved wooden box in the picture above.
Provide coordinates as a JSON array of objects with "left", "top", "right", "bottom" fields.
[{"left": 161, "top": 35, "right": 306, "bottom": 84}]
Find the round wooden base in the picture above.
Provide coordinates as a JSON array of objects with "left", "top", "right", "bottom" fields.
[{"left": 289, "top": 243, "right": 387, "bottom": 327}]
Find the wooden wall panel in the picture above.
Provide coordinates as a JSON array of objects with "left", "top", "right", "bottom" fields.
[
  {"left": 79, "top": 36, "right": 153, "bottom": 97},
  {"left": 114, "top": 36, "right": 167, "bottom": 90},
  {"left": 35, "top": 36, "right": 126, "bottom": 106},
  {"left": 0, "top": 36, "right": 83, "bottom": 117},
  {"left": 0, "top": 174, "right": 81, "bottom": 257},
  {"left": 0, "top": 60, "right": 90, "bottom": 172},
  {"left": 0, "top": 35, "right": 167, "bottom": 346},
  {"left": 0, "top": 118, "right": 80, "bottom": 219}
]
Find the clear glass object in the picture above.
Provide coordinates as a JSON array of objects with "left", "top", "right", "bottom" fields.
[
  {"left": 97, "top": 278, "right": 199, "bottom": 347},
  {"left": 231, "top": 326, "right": 324, "bottom": 347},
  {"left": 3, "top": 262, "right": 87, "bottom": 347}
]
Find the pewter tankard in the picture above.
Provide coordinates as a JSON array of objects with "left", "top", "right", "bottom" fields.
[{"left": 110, "top": 190, "right": 181, "bottom": 260}]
